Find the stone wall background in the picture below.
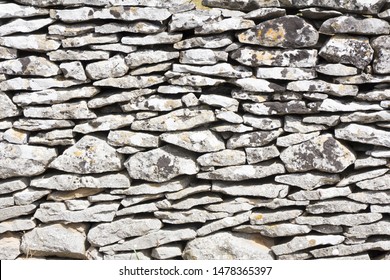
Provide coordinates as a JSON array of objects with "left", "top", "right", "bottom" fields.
[{"left": 1, "top": 0, "right": 390, "bottom": 260}]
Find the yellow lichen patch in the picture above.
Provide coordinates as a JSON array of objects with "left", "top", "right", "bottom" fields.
[
  {"left": 73, "top": 150, "right": 83, "bottom": 157},
  {"left": 308, "top": 239, "right": 316, "bottom": 246},
  {"left": 254, "top": 214, "right": 263, "bottom": 220},
  {"left": 263, "top": 26, "right": 286, "bottom": 43},
  {"left": 88, "top": 145, "right": 96, "bottom": 152},
  {"left": 191, "top": 0, "right": 211, "bottom": 10},
  {"left": 256, "top": 52, "right": 275, "bottom": 62},
  {"left": 11, "top": 130, "right": 26, "bottom": 140}
]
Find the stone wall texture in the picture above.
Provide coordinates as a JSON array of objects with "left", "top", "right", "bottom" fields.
[{"left": 1, "top": 0, "right": 390, "bottom": 260}]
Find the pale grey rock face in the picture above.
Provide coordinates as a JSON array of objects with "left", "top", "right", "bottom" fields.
[
  {"left": 371, "top": 35, "right": 390, "bottom": 74},
  {"left": 227, "top": 129, "right": 283, "bottom": 149},
  {"left": 197, "top": 150, "right": 245, "bottom": 166},
  {"left": 0, "top": 46, "right": 17, "bottom": 59},
  {"left": 0, "top": 56, "right": 59, "bottom": 77},
  {"left": 13, "top": 119, "right": 75, "bottom": 131},
  {"left": 0, "top": 233, "right": 21, "bottom": 260},
  {"left": 173, "top": 63, "right": 252, "bottom": 78},
  {"left": 169, "top": 9, "right": 221, "bottom": 31},
  {"left": 48, "top": 23, "right": 96, "bottom": 36},
  {"left": 180, "top": 49, "right": 228, "bottom": 65},
  {"left": 174, "top": 34, "right": 233, "bottom": 49},
  {"left": 287, "top": 80, "right": 358, "bottom": 97},
  {"left": 0, "top": 197, "right": 14, "bottom": 209},
  {"left": 85, "top": 55, "right": 128, "bottom": 80},
  {"left": 295, "top": 213, "right": 383, "bottom": 226},
  {"left": 243, "top": 101, "right": 313, "bottom": 115},
  {"left": 0, "top": 143, "right": 57, "bottom": 179},
  {"left": 234, "top": 78, "right": 284, "bottom": 92},
  {"left": 93, "top": 75, "right": 165, "bottom": 89},
  {"left": 60, "top": 62, "right": 87, "bottom": 81},
  {"left": 122, "top": 32, "right": 182, "bottom": 46},
  {"left": 0, "top": 179, "right": 28, "bottom": 196},
  {"left": 355, "top": 156, "right": 387, "bottom": 170},
  {"left": 113, "top": 178, "right": 190, "bottom": 196},
  {"left": 121, "top": 95, "right": 182, "bottom": 112},
  {"left": 131, "top": 108, "right": 216, "bottom": 131},
  {"left": 319, "top": 99, "right": 382, "bottom": 112},
  {"left": 357, "top": 89, "right": 390, "bottom": 101},
  {"left": 14, "top": 188, "right": 51, "bottom": 206},
  {"left": 0, "top": 93, "right": 19, "bottom": 120},
  {"left": 310, "top": 241, "right": 390, "bottom": 258},
  {"left": 335, "top": 123, "right": 390, "bottom": 148},
  {"left": 108, "top": 130, "right": 159, "bottom": 148},
  {"left": 48, "top": 50, "right": 110, "bottom": 61},
  {"left": 90, "top": 44, "right": 137, "bottom": 54},
  {"left": 284, "top": 116, "right": 326, "bottom": 133},
  {"left": 21, "top": 223, "right": 88, "bottom": 259},
  {"left": 165, "top": 183, "right": 211, "bottom": 200},
  {"left": 357, "top": 174, "right": 390, "bottom": 191},
  {"left": 183, "top": 231, "right": 274, "bottom": 260},
  {"left": 23, "top": 101, "right": 96, "bottom": 120},
  {"left": 276, "top": 132, "right": 320, "bottom": 148},
  {"left": 288, "top": 186, "right": 352, "bottom": 201},
  {"left": 73, "top": 115, "right": 135, "bottom": 134},
  {"left": 0, "top": 3, "right": 49, "bottom": 18},
  {"left": 0, "top": 34, "right": 60, "bottom": 52},
  {"left": 335, "top": 74, "right": 390, "bottom": 84},
  {"left": 306, "top": 199, "right": 368, "bottom": 214},
  {"left": 320, "top": 16, "right": 390, "bottom": 35},
  {"left": 231, "top": 47, "right": 318, "bottom": 67},
  {"left": 319, "top": 35, "right": 374, "bottom": 69},
  {"left": 256, "top": 67, "right": 316, "bottom": 80},
  {"left": 168, "top": 75, "right": 225, "bottom": 86},
  {"left": 302, "top": 115, "right": 340, "bottom": 126},
  {"left": 340, "top": 111, "right": 390, "bottom": 124},
  {"left": 96, "top": 22, "right": 164, "bottom": 34},
  {"left": 280, "top": 134, "right": 356, "bottom": 173},
  {"left": 212, "top": 181, "right": 289, "bottom": 198},
  {"left": 125, "top": 145, "right": 198, "bottom": 183},
  {"left": 0, "top": 205, "right": 37, "bottom": 222},
  {"left": 157, "top": 194, "right": 222, "bottom": 210},
  {"left": 0, "top": 77, "right": 86, "bottom": 91},
  {"left": 49, "top": 135, "right": 124, "bottom": 174},
  {"left": 215, "top": 110, "right": 243, "bottom": 123},
  {"left": 345, "top": 221, "right": 390, "bottom": 239},
  {"left": 0, "top": 218, "right": 36, "bottom": 234},
  {"left": 94, "top": 6, "right": 172, "bottom": 21},
  {"left": 315, "top": 63, "right": 358, "bottom": 76},
  {"left": 244, "top": 7, "right": 286, "bottom": 19},
  {"left": 246, "top": 145, "right": 280, "bottom": 164},
  {"left": 337, "top": 168, "right": 388, "bottom": 187},
  {"left": 250, "top": 210, "right": 303, "bottom": 225},
  {"left": 0, "top": 18, "right": 54, "bottom": 36},
  {"left": 199, "top": 94, "right": 239, "bottom": 111},
  {"left": 238, "top": 16, "right": 318, "bottom": 48},
  {"left": 234, "top": 223, "right": 311, "bottom": 237},
  {"left": 130, "top": 63, "right": 172, "bottom": 76},
  {"left": 197, "top": 212, "right": 251, "bottom": 237},
  {"left": 155, "top": 209, "right": 228, "bottom": 224},
  {"left": 195, "top": 17, "right": 255, "bottom": 34},
  {"left": 204, "top": 199, "right": 254, "bottom": 214},
  {"left": 152, "top": 244, "right": 183, "bottom": 260},
  {"left": 348, "top": 191, "right": 390, "bottom": 204},
  {"left": 243, "top": 114, "right": 282, "bottom": 130},
  {"left": 61, "top": 34, "right": 119, "bottom": 48}
]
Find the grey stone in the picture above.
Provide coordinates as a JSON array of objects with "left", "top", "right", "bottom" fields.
[
  {"left": 157, "top": 194, "right": 222, "bottom": 210},
  {"left": 24, "top": 101, "right": 96, "bottom": 120},
  {"left": 337, "top": 168, "right": 388, "bottom": 187},
  {"left": 2, "top": 129, "right": 28, "bottom": 145},
  {"left": 122, "top": 32, "right": 182, "bottom": 46},
  {"left": 340, "top": 111, "right": 390, "bottom": 124},
  {"left": 169, "top": 9, "right": 221, "bottom": 31},
  {"left": 335, "top": 74, "right": 390, "bottom": 84},
  {"left": 60, "top": 62, "right": 87, "bottom": 81},
  {"left": 14, "top": 188, "right": 50, "bottom": 206},
  {"left": 47, "top": 188, "right": 103, "bottom": 202},
  {"left": 276, "top": 132, "right": 320, "bottom": 147},
  {"left": 275, "top": 172, "right": 340, "bottom": 190},
  {"left": 197, "top": 150, "right": 245, "bottom": 167},
  {"left": 371, "top": 205, "right": 390, "bottom": 213},
  {"left": 295, "top": 213, "right": 382, "bottom": 226},
  {"left": 0, "top": 204, "right": 36, "bottom": 222},
  {"left": 0, "top": 18, "right": 54, "bottom": 36},
  {"left": 287, "top": 80, "right": 358, "bottom": 97},
  {"left": 348, "top": 191, "right": 390, "bottom": 204},
  {"left": 239, "top": 198, "right": 309, "bottom": 209},
  {"left": 85, "top": 55, "right": 128, "bottom": 80},
  {"left": 355, "top": 156, "right": 387, "bottom": 170},
  {"left": 320, "top": 16, "right": 390, "bottom": 35},
  {"left": 346, "top": 221, "right": 390, "bottom": 239},
  {"left": 243, "top": 101, "right": 313, "bottom": 115},
  {"left": 356, "top": 89, "right": 390, "bottom": 101},
  {"left": 48, "top": 23, "right": 96, "bottom": 36},
  {"left": 158, "top": 85, "right": 201, "bottom": 94},
  {"left": 183, "top": 231, "right": 274, "bottom": 260},
  {"left": 174, "top": 34, "right": 233, "bottom": 49},
  {"left": 48, "top": 50, "right": 109, "bottom": 61},
  {"left": 212, "top": 181, "right": 288, "bottom": 198},
  {"left": 116, "top": 202, "right": 159, "bottom": 216},
  {"left": 108, "top": 130, "right": 159, "bottom": 148},
  {"left": 0, "top": 93, "right": 19, "bottom": 120},
  {"left": 306, "top": 199, "right": 368, "bottom": 214},
  {"left": 277, "top": 252, "right": 311, "bottom": 260},
  {"left": 64, "top": 200, "right": 91, "bottom": 211},
  {"left": 0, "top": 179, "right": 29, "bottom": 195},
  {"left": 103, "top": 251, "right": 151, "bottom": 260},
  {"left": 0, "top": 34, "right": 60, "bottom": 52},
  {"left": 302, "top": 115, "right": 340, "bottom": 126},
  {"left": 95, "top": 22, "right": 164, "bottom": 34},
  {"left": 34, "top": 202, "right": 119, "bottom": 223},
  {"left": 256, "top": 67, "right": 316, "bottom": 80},
  {"left": 288, "top": 187, "right": 352, "bottom": 201},
  {"left": 244, "top": 7, "right": 286, "bottom": 20},
  {"left": 204, "top": 199, "right": 254, "bottom": 214},
  {"left": 280, "top": 134, "right": 356, "bottom": 173},
  {"left": 215, "top": 110, "right": 243, "bottom": 124},
  {"left": 88, "top": 194, "right": 124, "bottom": 203},
  {"left": 243, "top": 114, "right": 282, "bottom": 130},
  {"left": 335, "top": 124, "right": 390, "bottom": 148},
  {"left": 0, "top": 77, "right": 86, "bottom": 91},
  {"left": 180, "top": 49, "right": 227, "bottom": 65},
  {"left": 152, "top": 244, "right": 183, "bottom": 260},
  {"left": 0, "top": 46, "right": 17, "bottom": 59},
  {"left": 73, "top": 115, "right": 135, "bottom": 134},
  {"left": 227, "top": 129, "right": 283, "bottom": 149},
  {"left": 199, "top": 94, "right": 239, "bottom": 111},
  {"left": 299, "top": 7, "right": 342, "bottom": 19},
  {"left": 246, "top": 145, "right": 280, "bottom": 164},
  {"left": 312, "top": 225, "right": 343, "bottom": 234},
  {"left": 154, "top": 209, "right": 228, "bottom": 224},
  {"left": 125, "top": 145, "right": 198, "bottom": 183},
  {"left": 165, "top": 183, "right": 211, "bottom": 200},
  {"left": 319, "top": 99, "right": 382, "bottom": 112},
  {"left": 195, "top": 17, "right": 255, "bottom": 34},
  {"left": 315, "top": 63, "right": 358, "bottom": 76},
  {"left": 94, "top": 6, "right": 172, "bottom": 22},
  {"left": 210, "top": 124, "right": 254, "bottom": 133},
  {"left": 120, "top": 194, "right": 163, "bottom": 208},
  {"left": 130, "top": 62, "right": 172, "bottom": 76},
  {"left": 90, "top": 44, "right": 137, "bottom": 54},
  {"left": 371, "top": 35, "right": 390, "bottom": 74},
  {"left": 121, "top": 95, "right": 182, "bottom": 112},
  {"left": 169, "top": 75, "right": 225, "bottom": 86},
  {"left": 87, "top": 89, "right": 154, "bottom": 109},
  {"left": 49, "top": 135, "right": 124, "bottom": 174},
  {"left": 21, "top": 223, "right": 88, "bottom": 259},
  {"left": 0, "top": 56, "right": 59, "bottom": 77},
  {"left": 250, "top": 210, "right": 303, "bottom": 225},
  {"left": 0, "top": 197, "right": 14, "bottom": 209},
  {"left": 284, "top": 116, "right": 326, "bottom": 133},
  {"left": 0, "top": 233, "right": 21, "bottom": 260},
  {"left": 234, "top": 78, "right": 284, "bottom": 93},
  {"left": 357, "top": 174, "right": 390, "bottom": 191},
  {"left": 173, "top": 63, "right": 252, "bottom": 78},
  {"left": 13, "top": 119, "right": 75, "bottom": 131},
  {"left": 0, "top": 3, "right": 49, "bottom": 18},
  {"left": 0, "top": 218, "right": 35, "bottom": 234},
  {"left": 93, "top": 75, "right": 165, "bottom": 88}
]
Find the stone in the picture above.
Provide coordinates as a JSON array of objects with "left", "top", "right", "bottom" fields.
[
  {"left": 121, "top": 32, "right": 182, "bottom": 46},
  {"left": 88, "top": 218, "right": 162, "bottom": 247},
  {"left": 48, "top": 50, "right": 109, "bottom": 61},
  {"left": 280, "top": 134, "right": 356, "bottom": 173},
  {"left": 371, "top": 205, "right": 390, "bottom": 213},
  {"left": 34, "top": 202, "right": 119, "bottom": 223},
  {"left": 31, "top": 173, "right": 130, "bottom": 191},
  {"left": 367, "top": 147, "right": 390, "bottom": 157},
  {"left": 335, "top": 124, "right": 390, "bottom": 148},
  {"left": 0, "top": 77, "right": 86, "bottom": 91},
  {"left": 337, "top": 168, "right": 388, "bottom": 187},
  {"left": 160, "top": 129, "right": 225, "bottom": 153},
  {"left": 312, "top": 225, "right": 343, "bottom": 234},
  {"left": 108, "top": 131, "right": 159, "bottom": 148},
  {"left": 62, "top": 34, "right": 118, "bottom": 48},
  {"left": 0, "top": 197, "right": 14, "bottom": 209},
  {"left": 357, "top": 174, "right": 390, "bottom": 191},
  {"left": 234, "top": 78, "right": 284, "bottom": 92},
  {"left": 277, "top": 252, "right": 311, "bottom": 260},
  {"left": 157, "top": 194, "right": 222, "bottom": 210},
  {"left": 272, "top": 235, "right": 345, "bottom": 256},
  {"left": 120, "top": 194, "right": 163, "bottom": 208},
  {"left": 371, "top": 35, "right": 390, "bottom": 74},
  {"left": 0, "top": 34, "right": 60, "bottom": 52},
  {"left": 48, "top": 23, "right": 96, "bottom": 36},
  {"left": 169, "top": 9, "right": 221, "bottom": 32},
  {"left": 287, "top": 80, "right": 358, "bottom": 97},
  {"left": 173, "top": 63, "right": 252, "bottom": 78},
  {"left": 295, "top": 213, "right": 383, "bottom": 226},
  {"left": 121, "top": 95, "right": 182, "bottom": 112},
  {"left": 348, "top": 191, "right": 390, "bottom": 204},
  {"left": 165, "top": 183, "right": 211, "bottom": 200},
  {"left": 73, "top": 115, "right": 135, "bottom": 134},
  {"left": 195, "top": 17, "right": 255, "bottom": 34},
  {"left": 21, "top": 223, "right": 88, "bottom": 259},
  {"left": 64, "top": 200, "right": 91, "bottom": 211},
  {"left": 346, "top": 221, "right": 390, "bottom": 239},
  {"left": 2, "top": 129, "right": 28, "bottom": 145},
  {"left": 94, "top": 6, "right": 172, "bottom": 22},
  {"left": 276, "top": 132, "right": 320, "bottom": 147},
  {"left": 197, "top": 149, "right": 246, "bottom": 166},
  {"left": 84, "top": 55, "right": 128, "bottom": 80},
  {"left": 355, "top": 156, "right": 387, "bottom": 170},
  {"left": 315, "top": 63, "right": 358, "bottom": 76},
  {"left": 100, "top": 228, "right": 197, "bottom": 253},
  {"left": 116, "top": 202, "right": 158, "bottom": 215},
  {"left": 0, "top": 46, "right": 17, "bottom": 59},
  {"left": 60, "top": 62, "right": 87, "bottom": 81},
  {"left": 0, "top": 205, "right": 37, "bottom": 222},
  {"left": 227, "top": 129, "right": 283, "bottom": 149},
  {"left": 152, "top": 244, "right": 183, "bottom": 260},
  {"left": 256, "top": 67, "right": 316, "bottom": 80},
  {"left": 180, "top": 49, "right": 228, "bottom": 65},
  {"left": 23, "top": 101, "right": 96, "bottom": 120},
  {"left": 174, "top": 34, "right": 233, "bottom": 49},
  {"left": 320, "top": 16, "right": 390, "bottom": 35},
  {"left": 116, "top": 146, "right": 145, "bottom": 154},
  {"left": 88, "top": 193, "right": 124, "bottom": 203},
  {"left": 198, "top": 161, "right": 285, "bottom": 181},
  {"left": 335, "top": 74, "right": 390, "bottom": 84},
  {"left": 319, "top": 99, "right": 382, "bottom": 112},
  {"left": 0, "top": 143, "right": 57, "bottom": 179},
  {"left": 238, "top": 16, "right": 318, "bottom": 48},
  {"left": 183, "top": 231, "right": 273, "bottom": 260},
  {"left": 155, "top": 209, "right": 228, "bottom": 224},
  {"left": 158, "top": 85, "right": 201, "bottom": 94},
  {"left": 302, "top": 115, "right": 340, "bottom": 126},
  {"left": 0, "top": 179, "right": 29, "bottom": 195},
  {"left": 211, "top": 124, "right": 254, "bottom": 133},
  {"left": 340, "top": 111, "right": 390, "bottom": 124},
  {"left": 104, "top": 251, "right": 151, "bottom": 260},
  {"left": 0, "top": 3, "right": 49, "bottom": 18},
  {"left": 299, "top": 7, "right": 342, "bottom": 19},
  {"left": 0, "top": 55, "right": 60, "bottom": 77},
  {"left": 125, "top": 145, "right": 198, "bottom": 183},
  {"left": 0, "top": 233, "right": 21, "bottom": 260},
  {"left": 0, "top": 18, "right": 54, "bottom": 37},
  {"left": 212, "top": 181, "right": 288, "bottom": 198},
  {"left": 169, "top": 75, "right": 225, "bottom": 86},
  {"left": 288, "top": 187, "right": 352, "bottom": 201},
  {"left": 197, "top": 212, "right": 251, "bottom": 236},
  {"left": 215, "top": 110, "right": 243, "bottom": 123},
  {"left": 244, "top": 7, "right": 286, "bottom": 19},
  {"left": 246, "top": 145, "right": 280, "bottom": 164},
  {"left": 131, "top": 108, "right": 216, "bottom": 131},
  {"left": 47, "top": 188, "right": 103, "bottom": 201},
  {"left": 130, "top": 63, "right": 172, "bottom": 76},
  {"left": 306, "top": 199, "right": 368, "bottom": 214},
  {"left": 0, "top": 93, "right": 19, "bottom": 120},
  {"left": 0, "top": 218, "right": 35, "bottom": 234},
  {"left": 88, "top": 89, "right": 154, "bottom": 109},
  {"left": 240, "top": 198, "right": 309, "bottom": 209},
  {"left": 203, "top": 199, "right": 254, "bottom": 214},
  {"left": 231, "top": 47, "right": 317, "bottom": 67},
  {"left": 284, "top": 116, "right": 326, "bottom": 133},
  {"left": 243, "top": 114, "right": 282, "bottom": 130},
  {"left": 112, "top": 178, "right": 190, "bottom": 195},
  {"left": 49, "top": 135, "right": 124, "bottom": 174},
  {"left": 14, "top": 188, "right": 51, "bottom": 206},
  {"left": 243, "top": 101, "right": 313, "bottom": 115},
  {"left": 319, "top": 35, "right": 374, "bottom": 69},
  {"left": 93, "top": 75, "right": 165, "bottom": 89},
  {"left": 90, "top": 44, "right": 137, "bottom": 54},
  {"left": 95, "top": 22, "right": 164, "bottom": 34},
  {"left": 357, "top": 89, "right": 390, "bottom": 101},
  {"left": 13, "top": 119, "right": 75, "bottom": 131},
  {"left": 250, "top": 210, "right": 303, "bottom": 225}
]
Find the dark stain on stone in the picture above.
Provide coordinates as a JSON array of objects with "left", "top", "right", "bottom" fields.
[
  {"left": 157, "top": 155, "right": 175, "bottom": 176},
  {"left": 88, "top": 120, "right": 102, "bottom": 128},
  {"left": 109, "top": 8, "right": 121, "bottom": 18},
  {"left": 289, "top": 50, "right": 310, "bottom": 63},
  {"left": 88, "top": 9, "right": 94, "bottom": 16},
  {"left": 19, "top": 57, "right": 31, "bottom": 73},
  {"left": 323, "top": 137, "right": 344, "bottom": 171}
]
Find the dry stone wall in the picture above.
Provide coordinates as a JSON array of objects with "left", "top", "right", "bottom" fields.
[{"left": 1, "top": 0, "right": 390, "bottom": 260}]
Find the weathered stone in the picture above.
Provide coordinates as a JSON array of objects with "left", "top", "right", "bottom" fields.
[
  {"left": 116, "top": 146, "right": 145, "bottom": 154},
  {"left": 284, "top": 116, "right": 326, "bottom": 134},
  {"left": 245, "top": 145, "right": 279, "bottom": 164},
  {"left": 116, "top": 202, "right": 159, "bottom": 215},
  {"left": 276, "top": 132, "right": 320, "bottom": 147},
  {"left": 14, "top": 188, "right": 50, "bottom": 206},
  {"left": 277, "top": 252, "right": 311, "bottom": 260},
  {"left": 0, "top": 18, "right": 54, "bottom": 37},
  {"left": 340, "top": 111, "right": 390, "bottom": 124},
  {"left": 13, "top": 119, "right": 75, "bottom": 131},
  {"left": 152, "top": 244, "right": 183, "bottom": 260},
  {"left": 319, "top": 99, "right": 382, "bottom": 112},
  {"left": 212, "top": 181, "right": 288, "bottom": 198},
  {"left": 0, "top": 3, "right": 49, "bottom": 18},
  {"left": 48, "top": 50, "right": 109, "bottom": 61},
  {"left": 0, "top": 46, "right": 17, "bottom": 59},
  {"left": 295, "top": 213, "right": 382, "bottom": 226},
  {"left": 306, "top": 199, "right": 368, "bottom": 214},
  {"left": 0, "top": 34, "right": 60, "bottom": 52},
  {"left": 165, "top": 183, "right": 210, "bottom": 200},
  {"left": 238, "top": 16, "right": 318, "bottom": 48},
  {"left": 315, "top": 63, "right": 358, "bottom": 76},
  {"left": 169, "top": 75, "right": 225, "bottom": 86},
  {"left": 121, "top": 32, "right": 182, "bottom": 46},
  {"left": 158, "top": 85, "right": 201, "bottom": 94},
  {"left": 250, "top": 210, "right": 303, "bottom": 225},
  {"left": 94, "top": 6, "right": 172, "bottom": 21},
  {"left": 121, "top": 95, "right": 182, "bottom": 112},
  {"left": 64, "top": 200, "right": 91, "bottom": 211},
  {"left": 34, "top": 202, "right": 119, "bottom": 223},
  {"left": 94, "top": 74, "right": 165, "bottom": 88},
  {"left": 256, "top": 67, "right": 316, "bottom": 81},
  {"left": 366, "top": 147, "right": 390, "bottom": 157},
  {"left": 302, "top": 115, "right": 340, "bottom": 126},
  {"left": 0, "top": 197, "right": 14, "bottom": 209},
  {"left": 48, "top": 23, "right": 95, "bottom": 36},
  {"left": 60, "top": 62, "right": 87, "bottom": 81},
  {"left": 100, "top": 228, "right": 197, "bottom": 253},
  {"left": 47, "top": 188, "right": 103, "bottom": 201},
  {"left": 2, "top": 128, "right": 28, "bottom": 145},
  {"left": 355, "top": 156, "right": 387, "bottom": 170},
  {"left": 21, "top": 223, "right": 87, "bottom": 259},
  {"left": 319, "top": 35, "right": 374, "bottom": 69},
  {"left": 49, "top": 135, "right": 124, "bottom": 174},
  {"left": 131, "top": 108, "right": 216, "bottom": 131},
  {"left": 288, "top": 187, "right": 352, "bottom": 201},
  {"left": 335, "top": 124, "right": 390, "bottom": 148},
  {"left": 204, "top": 199, "right": 254, "bottom": 214},
  {"left": 169, "top": 9, "right": 221, "bottom": 31},
  {"left": 371, "top": 205, "right": 390, "bottom": 213},
  {"left": 272, "top": 235, "right": 345, "bottom": 256},
  {"left": 239, "top": 197, "right": 309, "bottom": 209},
  {"left": 108, "top": 131, "right": 159, "bottom": 148},
  {"left": 320, "top": 16, "right": 390, "bottom": 35},
  {"left": 90, "top": 44, "right": 137, "bottom": 54},
  {"left": 174, "top": 34, "right": 233, "bottom": 49},
  {"left": 157, "top": 194, "right": 222, "bottom": 210},
  {"left": 197, "top": 150, "right": 246, "bottom": 166},
  {"left": 155, "top": 209, "right": 228, "bottom": 224},
  {"left": 0, "top": 204, "right": 36, "bottom": 222},
  {"left": 337, "top": 168, "right": 388, "bottom": 187},
  {"left": 0, "top": 77, "right": 86, "bottom": 91},
  {"left": 183, "top": 231, "right": 273, "bottom": 260},
  {"left": 197, "top": 212, "right": 251, "bottom": 237},
  {"left": 87, "top": 89, "right": 154, "bottom": 109},
  {"left": 0, "top": 218, "right": 35, "bottom": 234},
  {"left": 24, "top": 101, "right": 96, "bottom": 120},
  {"left": 312, "top": 225, "right": 343, "bottom": 234},
  {"left": 299, "top": 7, "right": 342, "bottom": 19},
  {"left": 180, "top": 49, "right": 228, "bottom": 65},
  {"left": 243, "top": 101, "right": 313, "bottom": 116},
  {"left": 0, "top": 55, "right": 60, "bottom": 78},
  {"left": 73, "top": 115, "right": 135, "bottom": 134},
  {"left": 0, "top": 233, "right": 21, "bottom": 260},
  {"left": 195, "top": 17, "right": 255, "bottom": 34},
  {"left": 120, "top": 194, "right": 163, "bottom": 207},
  {"left": 279, "top": 170, "right": 344, "bottom": 189},
  {"left": 215, "top": 110, "right": 243, "bottom": 124},
  {"left": 62, "top": 34, "right": 118, "bottom": 48},
  {"left": 0, "top": 94, "right": 21, "bottom": 118},
  {"left": 244, "top": 7, "right": 286, "bottom": 19},
  {"left": 287, "top": 80, "right": 358, "bottom": 97},
  {"left": 234, "top": 78, "right": 284, "bottom": 93},
  {"left": 130, "top": 62, "right": 172, "bottom": 76},
  {"left": 243, "top": 114, "right": 282, "bottom": 130},
  {"left": 231, "top": 47, "right": 317, "bottom": 67},
  {"left": 280, "top": 134, "right": 356, "bottom": 173},
  {"left": 96, "top": 22, "right": 164, "bottom": 34},
  {"left": 346, "top": 221, "right": 390, "bottom": 239},
  {"left": 0, "top": 179, "right": 29, "bottom": 195},
  {"left": 356, "top": 174, "right": 390, "bottom": 191},
  {"left": 348, "top": 191, "right": 390, "bottom": 204},
  {"left": 104, "top": 251, "right": 151, "bottom": 260},
  {"left": 336, "top": 74, "right": 390, "bottom": 84},
  {"left": 88, "top": 193, "right": 124, "bottom": 203},
  {"left": 357, "top": 89, "right": 390, "bottom": 101},
  {"left": 226, "top": 129, "right": 283, "bottom": 149},
  {"left": 211, "top": 124, "right": 253, "bottom": 133},
  {"left": 371, "top": 35, "right": 390, "bottom": 74},
  {"left": 126, "top": 145, "right": 198, "bottom": 183},
  {"left": 173, "top": 63, "right": 251, "bottom": 78},
  {"left": 84, "top": 55, "right": 128, "bottom": 80}
]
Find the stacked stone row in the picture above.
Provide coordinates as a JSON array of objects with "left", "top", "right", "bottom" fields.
[{"left": 1, "top": 0, "right": 390, "bottom": 260}]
